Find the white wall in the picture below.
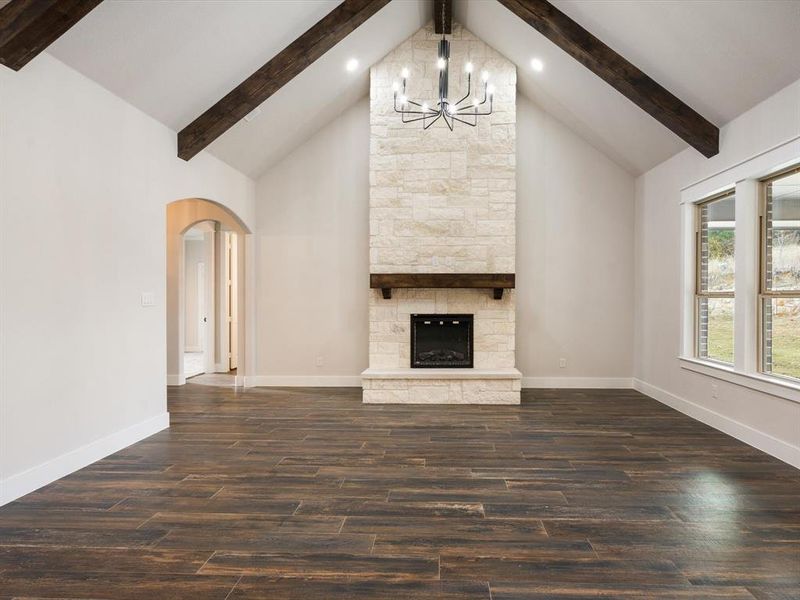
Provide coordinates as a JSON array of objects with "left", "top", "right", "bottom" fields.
[
  {"left": 254, "top": 99, "right": 370, "bottom": 385},
  {"left": 253, "top": 95, "right": 635, "bottom": 385},
  {"left": 0, "top": 54, "right": 255, "bottom": 504},
  {"left": 516, "top": 96, "right": 635, "bottom": 386},
  {"left": 634, "top": 79, "right": 800, "bottom": 467}
]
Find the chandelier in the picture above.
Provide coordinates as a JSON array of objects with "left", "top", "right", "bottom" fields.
[{"left": 393, "top": 35, "right": 494, "bottom": 130}]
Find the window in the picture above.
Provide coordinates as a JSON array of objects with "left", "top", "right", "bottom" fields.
[
  {"left": 696, "top": 190, "right": 735, "bottom": 364},
  {"left": 761, "top": 167, "right": 800, "bottom": 381}
]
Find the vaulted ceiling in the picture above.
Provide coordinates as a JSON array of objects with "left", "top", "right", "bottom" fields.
[{"left": 45, "top": 0, "right": 800, "bottom": 178}]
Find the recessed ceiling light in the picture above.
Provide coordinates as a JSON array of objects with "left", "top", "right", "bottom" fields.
[
  {"left": 531, "top": 58, "right": 544, "bottom": 72},
  {"left": 346, "top": 58, "right": 359, "bottom": 72}
]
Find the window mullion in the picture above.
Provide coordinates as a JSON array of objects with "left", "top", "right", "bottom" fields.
[{"left": 734, "top": 179, "right": 759, "bottom": 374}]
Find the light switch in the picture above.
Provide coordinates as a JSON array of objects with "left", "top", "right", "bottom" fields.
[{"left": 141, "top": 292, "right": 155, "bottom": 307}]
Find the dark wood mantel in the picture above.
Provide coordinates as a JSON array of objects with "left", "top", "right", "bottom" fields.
[{"left": 370, "top": 273, "right": 515, "bottom": 300}]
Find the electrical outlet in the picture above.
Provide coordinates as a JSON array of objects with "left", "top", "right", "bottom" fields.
[
  {"left": 141, "top": 292, "right": 155, "bottom": 307},
  {"left": 711, "top": 383, "right": 719, "bottom": 399},
  {"left": 559, "top": 358, "right": 567, "bottom": 369},
  {"left": 315, "top": 356, "right": 324, "bottom": 367}
]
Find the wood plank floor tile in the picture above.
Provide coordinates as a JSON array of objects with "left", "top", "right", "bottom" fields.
[
  {"left": 440, "top": 556, "right": 689, "bottom": 584},
  {"left": 228, "top": 578, "right": 491, "bottom": 599},
  {"left": 0, "top": 547, "right": 213, "bottom": 575},
  {"left": 489, "top": 582, "right": 757, "bottom": 599},
  {"left": 199, "top": 551, "right": 439, "bottom": 579},
  {"left": 0, "top": 571, "right": 239, "bottom": 600},
  {"left": 155, "top": 531, "right": 375, "bottom": 553}
]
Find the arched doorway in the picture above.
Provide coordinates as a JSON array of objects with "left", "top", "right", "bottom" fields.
[{"left": 166, "top": 198, "right": 251, "bottom": 386}]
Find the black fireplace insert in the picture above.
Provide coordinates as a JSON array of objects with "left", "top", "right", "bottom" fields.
[{"left": 410, "top": 314, "right": 473, "bottom": 368}]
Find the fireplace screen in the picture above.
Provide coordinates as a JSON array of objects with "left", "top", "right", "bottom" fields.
[{"left": 410, "top": 314, "right": 473, "bottom": 368}]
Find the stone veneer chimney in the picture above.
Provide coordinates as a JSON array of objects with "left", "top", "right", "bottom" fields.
[{"left": 362, "top": 22, "right": 521, "bottom": 404}]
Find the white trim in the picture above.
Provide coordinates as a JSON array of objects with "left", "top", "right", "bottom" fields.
[
  {"left": 679, "top": 356, "right": 800, "bottom": 403},
  {"left": 0, "top": 412, "right": 170, "bottom": 507},
  {"left": 166, "top": 374, "right": 185, "bottom": 386},
  {"left": 680, "top": 201, "right": 695, "bottom": 358},
  {"left": 633, "top": 378, "right": 800, "bottom": 469},
  {"left": 680, "top": 135, "right": 800, "bottom": 196},
  {"left": 248, "top": 375, "right": 363, "bottom": 387},
  {"left": 248, "top": 375, "right": 634, "bottom": 389},
  {"left": 184, "top": 345, "right": 203, "bottom": 353},
  {"left": 522, "top": 377, "right": 634, "bottom": 389},
  {"left": 733, "top": 179, "right": 760, "bottom": 374},
  {"left": 166, "top": 373, "right": 186, "bottom": 386}
]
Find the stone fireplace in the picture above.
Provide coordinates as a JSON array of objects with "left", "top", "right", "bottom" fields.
[{"left": 361, "top": 22, "right": 521, "bottom": 404}]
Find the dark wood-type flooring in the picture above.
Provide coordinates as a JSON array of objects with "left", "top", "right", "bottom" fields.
[{"left": 1, "top": 386, "right": 798, "bottom": 599}]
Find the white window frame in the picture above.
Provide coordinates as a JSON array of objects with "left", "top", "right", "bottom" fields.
[
  {"left": 693, "top": 189, "right": 736, "bottom": 365},
  {"left": 679, "top": 139, "right": 800, "bottom": 404},
  {"left": 759, "top": 166, "right": 800, "bottom": 383}
]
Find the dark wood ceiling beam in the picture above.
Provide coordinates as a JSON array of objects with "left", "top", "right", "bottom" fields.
[
  {"left": 434, "top": 0, "right": 452, "bottom": 35},
  {"left": 178, "top": 0, "right": 391, "bottom": 162},
  {"left": 0, "top": 0, "right": 103, "bottom": 71},
  {"left": 497, "top": 0, "right": 719, "bottom": 158}
]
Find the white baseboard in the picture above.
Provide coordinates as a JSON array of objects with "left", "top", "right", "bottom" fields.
[
  {"left": 247, "top": 375, "right": 362, "bottom": 387},
  {"left": 0, "top": 412, "right": 170, "bottom": 507},
  {"left": 248, "top": 375, "right": 633, "bottom": 389},
  {"left": 633, "top": 378, "right": 800, "bottom": 469},
  {"left": 166, "top": 374, "right": 185, "bottom": 386},
  {"left": 522, "top": 377, "right": 634, "bottom": 389}
]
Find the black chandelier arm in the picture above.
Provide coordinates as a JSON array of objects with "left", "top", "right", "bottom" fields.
[
  {"left": 438, "top": 110, "right": 455, "bottom": 132},
  {"left": 394, "top": 95, "right": 444, "bottom": 115},
  {"left": 396, "top": 105, "right": 442, "bottom": 119},
  {"left": 422, "top": 112, "right": 444, "bottom": 129},
  {"left": 452, "top": 86, "right": 489, "bottom": 113},
  {"left": 401, "top": 112, "right": 431, "bottom": 124},
  {"left": 451, "top": 112, "right": 478, "bottom": 127},
  {"left": 399, "top": 108, "right": 447, "bottom": 124},
  {"left": 396, "top": 107, "right": 433, "bottom": 116},
  {"left": 447, "top": 97, "right": 493, "bottom": 121},
  {"left": 463, "top": 97, "right": 493, "bottom": 117},
  {"left": 452, "top": 74, "right": 472, "bottom": 107}
]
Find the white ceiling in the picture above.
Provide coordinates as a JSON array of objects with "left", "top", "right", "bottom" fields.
[
  {"left": 46, "top": 0, "right": 800, "bottom": 178},
  {"left": 551, "top": 0, "right": 800, "bottom": 127},
  {"left": 48, "top": 0, "right": 342, "bottom": 131}
]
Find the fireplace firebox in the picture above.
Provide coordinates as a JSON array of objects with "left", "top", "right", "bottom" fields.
[{"left": 410, "top": 314, "right": 473, "bottom": 368}]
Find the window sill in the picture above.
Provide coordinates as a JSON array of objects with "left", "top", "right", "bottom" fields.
[{"left": 679, "top": 357, "right": 800, "bottom": 404}]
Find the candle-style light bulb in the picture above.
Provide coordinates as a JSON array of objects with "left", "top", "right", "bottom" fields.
[
  {"left": 401, "top": 67, "right": 410, "bottom": 79},
  {"left": 422, "top": 102, "right": 429, "bottom": 112},
  {"left": 487, "top": 84, "right": 496, "bottom": 97},
  {"left": 399, "top": 95, "right": 408, "bottom": 106},
  {"left": 481, "top": 70, "right": 490, "bottom": 83},
  {"left": 437, "top": 57, "right": 446, "bottom": 70},
  {"left": 392, "top": 81, "right": 400, "bottom": 93},
  {"left": 465, "top": 62, "right": 474, "bottom": 74}
]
